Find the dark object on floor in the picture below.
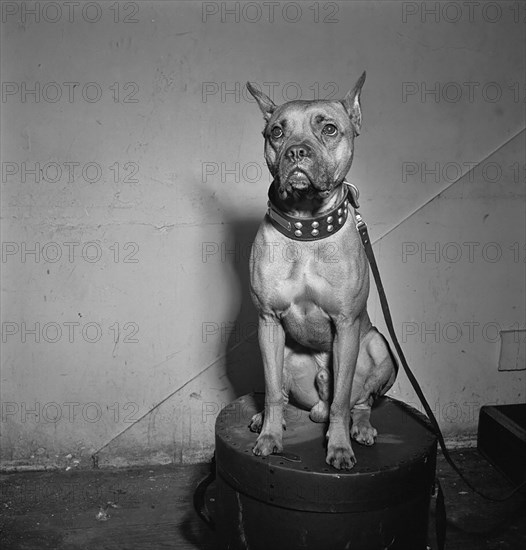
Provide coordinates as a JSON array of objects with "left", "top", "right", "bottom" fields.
[
  {"left": 213, "top": 394, "right": 436, "bottom": 550},
  {"left": 478, "top": 404, "right": 526, "bottom": 486}
]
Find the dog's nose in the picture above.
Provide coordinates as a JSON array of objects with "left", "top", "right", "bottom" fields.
[{"left": 285, "top": 143, "right": 311, "bottom": 162}]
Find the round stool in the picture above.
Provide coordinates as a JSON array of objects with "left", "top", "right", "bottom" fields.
[{"left": 215, "top": 394, "right": 437, "bottom": 550}]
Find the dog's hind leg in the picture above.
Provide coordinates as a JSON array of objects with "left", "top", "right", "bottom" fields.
[
  {"left": 350, "top": 328, "right": 397, "bottom": 445},
  {"left": 350, "top": 397, "right": 377, "bottom": 445}
]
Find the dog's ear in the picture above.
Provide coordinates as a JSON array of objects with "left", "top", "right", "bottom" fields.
[
  {"left": 246, "top": 82, "right": 277, "bottom": 122},
  {"left": 341, "top": 71, "right": 366, "bottom": 135}
]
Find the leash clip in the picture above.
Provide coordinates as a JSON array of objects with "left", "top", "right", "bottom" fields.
[
  {"left": 344, "top": 181, "right": 360, "bottom": 209},
  {"left": 355, "top": 212, "right": 366, "bottom": 232}
]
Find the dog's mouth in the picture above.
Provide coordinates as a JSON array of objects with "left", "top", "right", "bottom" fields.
[
  {"left": 276, "top": 166, "right": 337, "bottom": 201},
  {"left": 282, "top": 167, "right": 312, "bottom": 190},
  {"left": 288, "top": 169, "right": 311, "bottom": 188}
]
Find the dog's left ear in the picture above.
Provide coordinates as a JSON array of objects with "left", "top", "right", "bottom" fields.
[
  {"left": 341, "top": 71, "right": 366, "bottom": 135},
  {"left": 246, "top": 82, "right": 277, "bottom": 122}
]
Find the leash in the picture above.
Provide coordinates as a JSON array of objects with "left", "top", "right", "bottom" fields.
[{"left": 354, "top": 208, "right": 526, "bottom": 506}]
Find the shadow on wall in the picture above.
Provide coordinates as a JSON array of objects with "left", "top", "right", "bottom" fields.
[
  {"left": 195, "top": 173, "right": 266, "bottom": 399},
  {"left": 87, "top": 179, "right": 266, "bottom": 467},
  {"left": 219, "top": 202, "right": 265, "bottom": 398}
]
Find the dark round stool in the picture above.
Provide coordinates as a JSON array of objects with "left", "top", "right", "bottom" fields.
[{"left": 214, "top": 394, "right": 437, "bottom": 550}]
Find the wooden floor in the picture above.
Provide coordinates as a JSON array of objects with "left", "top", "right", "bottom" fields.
[{"left": 0, "top": 449, "right": 524, "bottom": 549}]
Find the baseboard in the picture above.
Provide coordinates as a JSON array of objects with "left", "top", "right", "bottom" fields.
[
  {"left": 1, "top": 435, "right": 478, "bottom": 472},
  {"left": 0, "top": 447, "right": 215, "bottom": 472}
]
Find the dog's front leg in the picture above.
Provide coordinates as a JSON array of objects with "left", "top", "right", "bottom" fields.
[
  {"left": 326, "top": 317, "right": 361, "bottom": 469},
  {"left": 252, "top": 314, "right": 286, "bottom": 456}
]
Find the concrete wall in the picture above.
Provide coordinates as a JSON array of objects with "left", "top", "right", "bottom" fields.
[{"left": 1, "top": 0, "right": 524, "bottom": 469}]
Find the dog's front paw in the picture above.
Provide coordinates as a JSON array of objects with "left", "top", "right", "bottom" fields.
[
  {"left": 326, "top": 442, "right": 357, "bottom": 470},
  {"left": 351, "top": 421, "right": 377, "bottom": 446},
  {"left": 248, "top": 412, "right": 263, "bottom": 433},
  {"left": 252, "top": 432, "right": 283, "bottom": 456},
  {"left": 249, "top": 412, "right": 286, "bottom": 433}
]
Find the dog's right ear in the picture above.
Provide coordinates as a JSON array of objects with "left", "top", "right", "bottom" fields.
[{"left": 246, "top": 82, "right": 277, "bottom": 122}]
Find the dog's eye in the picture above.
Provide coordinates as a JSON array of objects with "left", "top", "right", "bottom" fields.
[
  {"left": 271, "top": 126, "right": 283, "bottom": 139},
  {"left": 323, "top": 124, "right": 338, "bottom": 136}
]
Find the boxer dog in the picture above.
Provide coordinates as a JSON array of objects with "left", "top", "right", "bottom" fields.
[{"left": 246, "top": 72, "right": 397, "bottom": 470}]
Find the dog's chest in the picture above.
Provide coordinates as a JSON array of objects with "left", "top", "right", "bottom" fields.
[
  {"left": 276, "top": 255, "right": 339, "bottom": 346},
  {"left": 254, "top": 237, "right": 351, "bottom": 314},
  {"left": 250, "top": 214, "right": 368, "bottom": 315}
]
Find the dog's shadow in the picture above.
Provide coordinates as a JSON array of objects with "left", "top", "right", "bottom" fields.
[
  {"left": 191, "top": 175, "right": 266, "bottom": 397},
  {"left": 222, "top": 212, "right": 265, "bottom": 397},
  {"left": 178, "top": 185, "right": 264, "bottom": 548}
]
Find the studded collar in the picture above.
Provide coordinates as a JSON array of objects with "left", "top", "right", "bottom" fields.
[{"left": 266, "top": 181, "right": 360, "bottom": 241}]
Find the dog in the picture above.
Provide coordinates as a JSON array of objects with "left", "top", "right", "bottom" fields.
[{"left": 245, "top": 72, "right": 397, "bottom": 470}]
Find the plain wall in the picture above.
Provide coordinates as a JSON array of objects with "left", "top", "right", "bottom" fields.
[{"left": 1, "top": 0, "right": 524, "bottom": 468}]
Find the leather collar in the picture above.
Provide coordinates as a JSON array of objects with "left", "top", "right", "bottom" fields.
[{"left": 267, "top": 181, "right": 360, "bottom": 241}]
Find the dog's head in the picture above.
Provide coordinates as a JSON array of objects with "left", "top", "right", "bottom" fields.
[{"left": 247, "top": 72, "right": 365, "bottom": 201}]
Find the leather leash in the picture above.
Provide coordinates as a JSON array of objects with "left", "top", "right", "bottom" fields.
[{"left": 353, "top": 203, "right": 526, "bottom": 549}]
